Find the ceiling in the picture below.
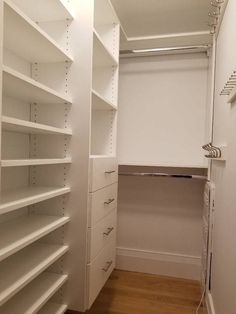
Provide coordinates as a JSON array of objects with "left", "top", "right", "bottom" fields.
[{"left": 110, "top": 0, "right": 213, "bottom": 50}]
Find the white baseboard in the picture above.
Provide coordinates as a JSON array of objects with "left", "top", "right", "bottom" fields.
[
  {"left": 206, "top": 292, "right": 216, "bottom": 314},
  {"left": 116, "top": 247, "right": 201, "bottom": 280}
]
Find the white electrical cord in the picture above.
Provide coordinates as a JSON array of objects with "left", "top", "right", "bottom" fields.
[{"left": 196, "top": 287, "right": 206, "bottom": 314}]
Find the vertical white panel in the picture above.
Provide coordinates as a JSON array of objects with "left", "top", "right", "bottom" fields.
[
  {"left": 210, "top": 1, "right": 236, "bottom": 314},
  {"left": 63, "top": 0, "right": 94, "bottom": 311}
]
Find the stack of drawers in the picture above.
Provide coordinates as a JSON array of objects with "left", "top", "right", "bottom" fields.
[{"left": 87, "top": 156, "right": 118, "bottom": 307}]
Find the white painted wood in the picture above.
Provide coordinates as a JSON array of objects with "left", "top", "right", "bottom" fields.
[
  {"left": 3, "top": 65, "right": 72, "bottom": 104},
  {"left": 0, "top": 272, "right": 68, "bottom": 314},
  {"left": 111, "top": 0, "right": 212, "bottom": 51},
  {"left": 0, "top": 243, "right": 68, "bottom": 305},
  {"left": 91, "top": 109, "right": 117, "bottom": 155},
  {"left": 95, "top": 24, "right": 120, "bottom": 62},
  {"left": 87, "top": 239, "right": 116, "bottom": 308},
  {"left": 88, "top": 183, "right": 117, "bottom": 227},
  {"left": 89, "top": 156, "right": 118, "bottom": 192},
  {"left": 93, "top": 29, "right": 118, "bottom": 67},
  {"left": 2, "top": 116, "right": 72, "bottom": 135},
  {"left": 116, "top": 247, "right": 201, "bottom": 280},
  {"left": 10, "top": 0, "right": 74, "bottom": 22},
  {"left": 3, "top": 0, "right": 73, "bottom": 63},
  {"left": 88, "top": 209, "right": 116, "bottom": 262},
  {"left": 93, "top": 65, "right": 119, "bottom": 106},
  {"left": 94, "top": 0, "right": 119, "bottom": 26},
  {"left": 0, "top": 186, "right": 70, "bottom": 215},
  {"left": 117, "top": 54, "right": 209, "bottom": 167},
  {"left": 38, "top": 303, "right": 68, "bottom": 314},
  {"left": 0, "top": 215, "right": 70, "bottom": 261},
  {"left": 1, "top": 157, "right": 72, "bottom": 167},
  {"left": 210, "top": 2, "right": 236, "bottom": 313},
  {"left": 92, "top": 89, "right": 117, "bottom": 110}
]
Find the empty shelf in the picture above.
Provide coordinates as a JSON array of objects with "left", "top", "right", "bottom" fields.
[
  {"left": 1, "top": 158, "right": 72, "bottom": 167},
  {"left": 0, "top": 215, "right": 70, "bottom": 262},
  {"left": 2, "top": 116, "right": 72, "bottom": 135},
  {"left": 0, "top": 185, "right": 70, "bottom": 215},
  {"left": 92, "top": 89, "right": 117, "bottom": 110},
  {"left": 0, "top": 272, "right": 68, "bottom": 314},
  {"left": 38, "top": 302, "right": 68, "bottom": 314},
  {"left": 11, "top": 0, "right": 73, "bottom": 22},
  {"left": 3, "top": 65, "right": 72, "bottom": 104},
  {"left": 93, "top": 29, "right": 118, "bottom": 67},
  {"left": 4, "top": 0, "right": 73, "bottom": 63},
  {"left": 0, "top": 243, "right": 68, "bottom": 305}
]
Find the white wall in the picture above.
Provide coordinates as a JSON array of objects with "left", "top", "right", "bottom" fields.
[
  {"left": 116, "top": 166, "right": 205, "bottom": 280},
  {"left": 117, "top": 53, "right": 209, "bottom": 168},
  {"left": 209, "top": 1, "right": 236, "bottom": 313}
]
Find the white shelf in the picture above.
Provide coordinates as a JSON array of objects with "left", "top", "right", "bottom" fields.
[
  {"left": 0, "top": 243, "right": 68, "bottom": 305},
  {"left": 11, "top": 0, "right": 74, "bottom": 22},
  {"left": 0, "top": 215, "right": 70, "bottom": 262},
  {"left": 0, "top": 272, "right": 68, "bottom": 314},
  {"left": 92, "top": 89, "right": 117, "bottom": 110},
  {"left": 0, "top": 186, "right": 71, "bottom": 215},
  {"left": 93, "top": 29, "right": 118, "bottom": 67},
  {"left": 118, "top": 161, "right": 208, "bottom": 169},
  {"left": 1, "top": 158, "right": 72, "bottom": 167},
  {"left": 38, "top": 302, "right": 68, "bottom": 314},
  {"left": 90, "top": 154, "right": 116, "bottom": 159},
  {"left": 4, "top": 0, "right": 73, "bottom": 63},
  {"left": 2, "top": 116, "right": 72, "bottom": 135},
  {"left": 3, "top": 65, "right": 72, "bottom": 105}
]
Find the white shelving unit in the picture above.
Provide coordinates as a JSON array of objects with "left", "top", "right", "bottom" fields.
[
  {"left": 0, "top": 0, "right": 119, "bottom": 312},
  {"left": 0, "top": 243, "right": 69, "bottom": 305},
  {"left": 4, "top": 0, "right": 73, "bottom": 63},
  {"left": 2, "top": 116, "right": 72, "bottom": 135},
  {"left": 1, "top": 157, "right": 72, "bottom": 167},
  {"left": 0, "top": 272, "right": 68, "bottom": 313},
  {"left": 3, "top": 65, "right": 72, "bottom": 104},
  {"left": 0, "top": 186, "right": 70, "bottom": 214},
  {"left": 0, "top": 0, "right": 73, "bottom": 311},
  {"left": 0, "top": 215, "right": 70, "bottom": 261},
  {"left": 38, "top": 302, "right": 68, "bottom": 314},
  {"left": 85, "top": 0, "right": 120, "bottom": 309}
]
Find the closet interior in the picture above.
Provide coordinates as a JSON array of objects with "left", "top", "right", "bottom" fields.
[{"left": 0, "top": 0, "right": 235, "bottom": 313}]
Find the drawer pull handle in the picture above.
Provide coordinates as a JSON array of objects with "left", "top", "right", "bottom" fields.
[
  {"left": 104, "top": 198, "right": 115, "bottom": 205},
  {"left": 102, "top": 260, "right": 113, "bottom": 272},
  {"left": 103, "top": 227, "right": 114, "bottom": 236},
  {"left": 105, "top": 170, "right": 116, "bottom": 174}
]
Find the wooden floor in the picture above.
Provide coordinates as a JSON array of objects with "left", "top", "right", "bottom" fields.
[{"left": 74, "top": 269, "right": 207, "bottom": 314}]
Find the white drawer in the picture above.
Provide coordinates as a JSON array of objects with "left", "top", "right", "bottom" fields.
[
  {"left": 88, "top": 183, "right": 118, "bottom": 227},
  {"left": 87, "top": 239, "right": 116, "bottom": 308},
  {"left": 89, "top": 156, "right": 118, "bottom": 192},
  {"left": 88, "top": 209, "right": 117, "bottom": 262}
]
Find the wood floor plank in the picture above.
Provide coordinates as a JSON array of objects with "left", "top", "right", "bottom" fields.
[{"left": 68, "top": 269, "right": 207, "bottom": 314}]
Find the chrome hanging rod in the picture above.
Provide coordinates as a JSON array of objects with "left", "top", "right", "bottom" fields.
[
  {"left": 119, "top": 172, "right": 207, "bottom": 180},
  {"left": 120, "top": 45, "right": 211, "bottom": 57}
]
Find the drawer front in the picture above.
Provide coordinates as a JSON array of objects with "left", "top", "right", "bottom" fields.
[
  {"left": 87, "top": 240, "right": 116, "bottom": 308},
  {"left": 88, "top": 209, "right": 117, "bottom": 262},
  {"left": 89, "top": 157, "right": 118, "bottom": 192},
  {"left": 88, "top": 183, "right": 118, "bottom": 227}
]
